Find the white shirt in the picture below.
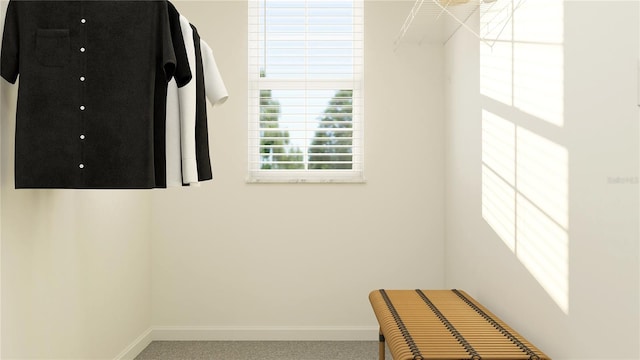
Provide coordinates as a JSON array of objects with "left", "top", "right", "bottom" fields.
[
  {"left": 165, "top": 80, "right": 183, "bottom": 187},
  {"left": 200, "top": 39, "right": 229, "bottom": 180},
  {"left": 178, "top": 15, "right": 198, "bottom": 185}
]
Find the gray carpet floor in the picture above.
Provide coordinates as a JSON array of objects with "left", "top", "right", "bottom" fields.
[{"left": 135, "top": 341, "right": 390, "bottom": 360}]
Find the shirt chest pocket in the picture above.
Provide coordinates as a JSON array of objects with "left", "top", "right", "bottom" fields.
[{"left": 36, "top": 29, "right": 70, "bottom": 67}]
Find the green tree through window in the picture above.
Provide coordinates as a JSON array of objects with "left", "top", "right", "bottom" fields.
[
  {"left": 259, "top": 88, "right": 304, "bottom": 169},
  {"left": 308, "top": 90, "right": 353, "bottom": 170}
]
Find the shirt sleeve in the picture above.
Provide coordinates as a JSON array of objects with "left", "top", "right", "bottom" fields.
[
  {"left": 1, "top": 0, "right": 19, "bottom": 84},
  {"left": 158, "top": 0, "right": 176, "bottom": 83},
  {"left": 200, "top": 39, "right": 229, "bottom": 106},
  {"left": 167, "top": 1, "right": 192, "bottom": 87}
]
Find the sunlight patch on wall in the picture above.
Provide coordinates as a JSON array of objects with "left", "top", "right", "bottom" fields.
[
  {"left": 482, "top": 111, "right": 516, "bottom": 251},
  {"left": 481, "top": 0, "right": 564, "bottom": 126},
  {"left": 517, "top": 127, "right": 569, "bottom": 230},
  {"left": 517, "top": 194, "right": 569, "bottom": 313},
  {"left": 512, "top": 0, "right": 563, "bottom": 44},
  {"left": 482, "top": 110, "right": 515, "bottom": 185},
  {"left": 480, "top": 0, "right": 568, "bottom": 314},
  {"left": 480, "top": 42, "right": 512, "bottom": 106},
  {"left": 482, "top": 166, "right": 516, "bottom": 252},
  {"left": 481, "top": 110, "right": 569, "bottom": 314},
  {"left": 516, "top": 128, "right": 569, "bottom": 313},
  {"left": 512, "top": 0, "right": 564, "bottom": 127},
  {"left": 479, "top": 0, "right": 513, "bottom": 106},
  {"left": 513, "top": 42, "right": 564, "bottom": 126}
]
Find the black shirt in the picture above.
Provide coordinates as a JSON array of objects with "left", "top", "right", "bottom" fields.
[
  {"left": 191, "top": 24, "right": 213, "bottom": 182},
  {"left": 1, "top": 0, "right": 177, "bottom": 189}
]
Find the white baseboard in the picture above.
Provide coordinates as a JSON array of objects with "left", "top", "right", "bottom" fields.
[
  {"left": 114, "top": 325, "right": 379, "bottom": 360},
  {"left": 152, "top": 325, "right": 379, "bottom": 341},
  {"left": 114, "top": 327, "right": 154, "bottom": 360}
]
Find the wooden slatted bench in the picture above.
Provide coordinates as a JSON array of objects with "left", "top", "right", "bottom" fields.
[{"left": 369, "top": 289, "right": 550, "bottom": 360}]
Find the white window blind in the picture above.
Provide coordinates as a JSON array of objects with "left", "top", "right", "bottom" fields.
[{"left": 248, "top": 0, "right": 364, "bottom": 183}]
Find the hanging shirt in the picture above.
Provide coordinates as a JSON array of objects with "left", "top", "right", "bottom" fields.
[
  {"left": 200, "top": 38, "right": 229, "bottom": 180},
  {"left": 1, "top": 0, "right": 176, "bottom": 189},
  {"left": 176, "top": 14, "right": 199, "bottom": 185},
  {"left": 191, "top": 25, "right": 212, "bottom": 182},
  {"left": 164, "top": 14, "right": 228, "bottom": 187}
]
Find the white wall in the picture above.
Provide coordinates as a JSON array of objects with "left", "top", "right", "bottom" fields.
[
  {"left": 1, "top": 90, "right": 153, "bottom": 360},
  {"left": 445, "top": 1, "right": 639, "bottom": 359},
  {"left": 0, "top": 4, "right": 153, "bottom": 360},
  {"left": 149, "top": 0, "right": 446, "bottom": 340}
]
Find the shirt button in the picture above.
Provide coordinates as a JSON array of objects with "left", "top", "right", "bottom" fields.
[
  {"left": 80, "top": 76, "right": 86, "bottom": 82},
  {"left": 81, "top": 18, "right": 86, "bottom": 24},
  {"left": 80, "top": 47, "right": 86, "bottom": 53},
  {"left": 80, "top": 105, "right": 86, "bottom": 111},
  {"left": 79, "top": 164, "right": 85, "bottom": 169},
  {"left": 80, "top": 134, "right": 86, "bottom": 140}
]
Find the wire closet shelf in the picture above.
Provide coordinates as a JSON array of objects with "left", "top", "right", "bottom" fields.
[{"left": 393, "top": 0, "right": 526, "bottom": 50}]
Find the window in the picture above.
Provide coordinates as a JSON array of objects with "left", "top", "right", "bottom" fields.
[{"left": 248, "top": 0, "right": 364, "bottom": 183}]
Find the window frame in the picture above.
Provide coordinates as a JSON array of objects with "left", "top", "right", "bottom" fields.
[{"left": 247, "top": 0, "right": 365, "bottom": 183}]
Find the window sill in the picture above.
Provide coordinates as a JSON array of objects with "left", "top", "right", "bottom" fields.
[{"left": 246, "top": 171, "right": 366, "bottom": 184}]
